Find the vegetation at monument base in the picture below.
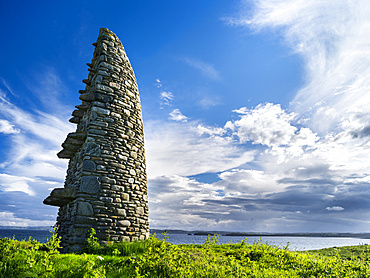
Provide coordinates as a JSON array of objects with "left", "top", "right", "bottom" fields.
[{"left": 1, "top": 230, "right": 370, "bottom": 277}]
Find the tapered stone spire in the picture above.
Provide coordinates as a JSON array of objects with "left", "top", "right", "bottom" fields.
[{"left": 44, "top": 28, "right": 149, "bottom": 252}]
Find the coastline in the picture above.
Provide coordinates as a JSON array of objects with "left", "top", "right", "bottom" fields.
[
  {"left": 150, "top": 229, "right": 370, "bottom": 239},
  {"left": 1, "top": 227, "right": 369, "bottom": 240}
]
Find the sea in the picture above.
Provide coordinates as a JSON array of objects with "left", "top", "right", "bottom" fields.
[{"left": 1, "top": 228, "right": 370, "bottom": 251}]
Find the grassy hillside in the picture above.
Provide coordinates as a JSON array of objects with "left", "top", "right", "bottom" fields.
[{"left": 1, "top": 230, "right": 370, "bottom": 277}]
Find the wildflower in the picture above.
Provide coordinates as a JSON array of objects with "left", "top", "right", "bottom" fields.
[{"left": 97, "top": 255, "right": 104, "bottom": 261}]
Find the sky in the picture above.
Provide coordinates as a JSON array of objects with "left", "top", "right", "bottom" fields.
[{"left": 1, "top": 0, "right": 370, "bottom": 233}]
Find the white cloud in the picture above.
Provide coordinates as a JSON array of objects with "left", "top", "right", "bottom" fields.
[
  {"left": 169, "top": 109, "right": 188, "bottom": 122},
  {"left": 217, "top": 169, "right": 283, "bottom": 194},
  {"left": 0, "top": 72, "right": 72, "bottom": 225},
  {"left": 195, "top": 124, "right": 225, "bottom": 136},
  {"left": 145, "top": 120, "right": 255, "bottom": 178},
  {"left": 0, "top": 173, "right": 35, "bottom": 196},
  {"left": 326, "top": 206, "right": 345, "bottom": 211},
  {"left": 227, "top": 103, "right": 299, "bottom": 146},
  {"left": 160, "top": 91, "right": 174, "bottom": 106},
  {"left": 155, "top": 79, "right": 163, "bottom": 88},
  {"left": 233, "top": 0, "right": 370, "bottom": 135},
  {"left": 0, "top": 90, "right": 72, "bottom": 144},
  {"left": 182, "top": 57, "right": 221, "bottom": 80},
  {"left": 0, "top": 119, "right": 20, "bottom": 134},
  {"left": 0, "top": 211, "right": 54, "bottom": 226},
  {"left": 148, "top": 175, "right": 231, "bottom": 230},
  {"left": 225, "top": 103, "right": 318, "bottom": 162}
]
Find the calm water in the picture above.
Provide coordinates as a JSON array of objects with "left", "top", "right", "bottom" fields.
[
  {"left": 156, "top": 234, "right": 370, "bottom": 251},
  {"left": 1, "top": 229, "right": 370, "bottom": 251},
  {"left": 0, "top": 229, "right": 53, "bottom": 243}
]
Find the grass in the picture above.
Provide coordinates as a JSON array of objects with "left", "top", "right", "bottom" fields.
[{"left": 1, "top": 229, "right": 370, "bottom": 277}]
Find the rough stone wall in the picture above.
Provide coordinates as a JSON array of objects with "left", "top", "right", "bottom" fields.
[{"left": 44, "top": 28, "right": 149, "bottom": 253}]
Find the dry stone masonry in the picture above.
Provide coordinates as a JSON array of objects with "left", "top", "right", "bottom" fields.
[{"left": 44, "top": 28, "right": 149, "bottom": 253}]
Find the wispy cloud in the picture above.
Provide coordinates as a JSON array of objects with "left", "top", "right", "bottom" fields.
[
  {"left": 0, "top": 71, "right": 73, "bottom": 226},
  {"left": 144, "top": 120, "right": 255, "bottom": 178},
  {"left": 0, "top": 119, "right": 20, "bottom": 134},
  {"left": 182, "top": 57, "right": 221, "bottom": 80},
  {"left": 160, "top": 91, "right": 174, "bottom": 106},
  {"left": 199, "top": 96, "right": 221, "bottom": 109},
  {"left": 169, "top": 109, "right": 188, "bottom": 122},
  {"left": 0, "top": 174, "right": 35, "bottom": 196},
  {"left": 155, "top": 79, "right": 163, "bottom": 88},
  {"left": 232, "top": 0, "right": 370, "bottom": 135}
]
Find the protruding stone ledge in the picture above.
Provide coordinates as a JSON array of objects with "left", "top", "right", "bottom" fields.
[
  {"left": 72, "top": 109, "right": 85, "bottom": 118},
  {"left": 75, "top": 104, "right": 89, "bottom": 110},
  {"left": 57, "top": 149, "right": 75, "bottom": 159},
  {"left": 43, "top": 188, "right": 78, "bottom": 207},
  {"left": 67, "top": 132, "right": 87, "bottom": 141},
  {"left": 79, "top": 92, "right": 95, "bottom": 102},
  {"left": 69, "top": 116, "right": 80, "bottom": 124},
  {"left": 82, "top": 79, "right": 91, "bottom": 85},
  {"left": 61, "top": 142, "right": 80, "bottom": 152}
]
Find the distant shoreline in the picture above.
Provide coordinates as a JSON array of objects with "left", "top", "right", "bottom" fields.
[
  {"left": 150, "top": 229, "right": 370, "bottom": 239},
  {"left": 2, "top": 227, "right": 370, "bottom": 240},
  {"left": 0, "top": 226, "right": 52, "bottom": 231}
]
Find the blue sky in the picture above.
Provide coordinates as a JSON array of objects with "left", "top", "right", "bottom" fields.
[{"left": 1, "top": 0, "right": 370, "bottom": 233}]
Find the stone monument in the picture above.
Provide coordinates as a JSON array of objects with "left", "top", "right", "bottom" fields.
[{"left": 44, "top": 28, "right": 149, "bottom": 252}]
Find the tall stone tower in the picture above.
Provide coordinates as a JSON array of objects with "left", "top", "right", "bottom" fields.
[{"left": 44, "top": 28, "right": 149, "bottom": 252}]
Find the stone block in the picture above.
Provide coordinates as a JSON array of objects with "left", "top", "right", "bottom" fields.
[
  {"left": 109, "top": 82, "right": 120, "bottom": 89},
  {"left": 82, "top": 160, "right": 96, "bottom": 172},
  {"left": 90, "top": 121, "right": 108, "bottom": 128},
  {"left": 111, "top": 185, "right": 124, "bottom": 192},
  {"left": 130, "top": 151, "right": 137, "bottom": 159},
  {"left": 117, "top": 154, "right": 127, "bottom": 161},
  {"left": 95, "top": 75, "right": 103, "bottom": 84},
  {"left": 91, "top": 106, "right": 111, "bottom": 115},
  {"left": 136, "top": 207, "right": 144, "bottom": 215},
  {"left": 99, "top": 197, "right": 113, "bottom": 202},
  {"left": 79, "top": 93, "right": 95, "bottom": 101},
  {"left": 96, "top": 83, "right": 114, "bottom": 93},
  {"left": 80, "top": 176, "right": 101, "bottom": 194},
  {"left": 64, "top": 137, "right": 84, "bottom": 146},
  {"left": 85, "top": 142, "right": 101, "bottom": 156},
  {"left": 77, "top": 202, "right": 94, "bottom": 216},
  {"left": 101, "top": 177, "right": 116, "bottom": 184},
  {"left": 62, "top": 143, "right": 80, "bottom": 152},
  {"left": 117, "top": 220, "right": 131, "bottom": 227},
  {"left": 94, "top": 93, "right": 113, "bottom": 103},
  {"left": 74, "top": 215, "right": 96, "bottom": 224},
  {"left": 115, "top": 208, "right": 126, "bottom": 216},
  {"left": 88, "top": 128, "right": 107, "bottom": 136},
  {"left": 129, "top": 169, "right": 136, "bottom": 175},
  {"left": 122, "top": 193, "right": 129, "bottom": 201}
]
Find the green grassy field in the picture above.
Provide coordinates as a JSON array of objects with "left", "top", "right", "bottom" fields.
[{"left": 1, "top": 230, "right": 370, "bottom": 277}]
